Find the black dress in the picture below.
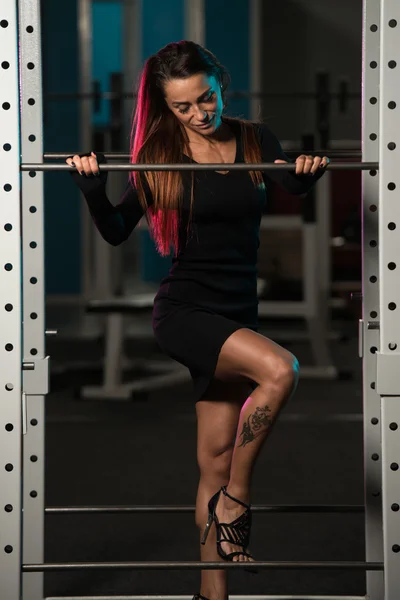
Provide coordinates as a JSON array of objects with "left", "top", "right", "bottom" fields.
[{"left": 78, "top": 120, "right": 325, "bottom": 402}]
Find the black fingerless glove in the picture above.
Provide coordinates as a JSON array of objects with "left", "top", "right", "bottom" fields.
[{"left": 69, "top": 151, "right": 108, "bottom": 197}]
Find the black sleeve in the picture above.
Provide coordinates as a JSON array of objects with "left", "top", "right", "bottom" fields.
[
  {"left": 256, "top": 123, "right": 326, "bottom": 195},
  {"left": 69, "top": 153, "right": 151, "bottom": 246},
  {"left": 83, "top": 179, "right": 150, "bottom": 246}
]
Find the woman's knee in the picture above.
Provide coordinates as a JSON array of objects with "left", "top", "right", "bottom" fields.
[{"left": 260, "top": 351, "right": 299, "bottom": 397}]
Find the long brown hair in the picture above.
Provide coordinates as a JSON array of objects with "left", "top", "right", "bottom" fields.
[{"left": 130, "top": 40, "right": 263, "bottom": 256}]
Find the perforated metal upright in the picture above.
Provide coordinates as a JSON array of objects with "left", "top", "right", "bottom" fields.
[
  {"left": 0, "top": 1, "right": 24, "bottom": 599},
  {"left": 19, "top": 0, "right": 48, "bottom": 599},
  {"left": 376, "top": 1, "right": 400, "bottom": 598},
  {"left": 361, "top": 2, "right": 384, "bottom": 599}
]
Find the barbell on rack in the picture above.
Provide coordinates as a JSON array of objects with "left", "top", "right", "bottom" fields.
[
  {"left": 45, "top": 503, "right": 364, "bottom": 514},
  {"left": 21, "top": 162, "right": 378, "bottom": 172},
  {"left": 23, "top": 559, "right": 383, "bottom": 572}
]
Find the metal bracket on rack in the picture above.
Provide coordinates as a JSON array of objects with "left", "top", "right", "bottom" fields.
[{"left": 22, "top": 357, "right": 49, "bottom": 396}]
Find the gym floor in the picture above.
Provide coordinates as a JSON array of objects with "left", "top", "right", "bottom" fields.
[{"left": 43, "top": 308, "right": 366, "bottom": 598}]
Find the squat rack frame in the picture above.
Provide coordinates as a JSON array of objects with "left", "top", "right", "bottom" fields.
[{"left": 0, "top": 0, "right": 399, "bottom": 599}]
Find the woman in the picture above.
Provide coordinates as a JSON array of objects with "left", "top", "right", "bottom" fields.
[{"left": 67, "top": 40, "right": 328, "bottom": 600}]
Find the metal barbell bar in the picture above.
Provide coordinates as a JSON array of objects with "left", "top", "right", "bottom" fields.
[
  {"left": 45, "top": 89, "right": 360, "bottom": 102},
  {"left": 21, "top": 162, "right": 378, "bottom": 172},
  {"left": 23, "top": 560, "right": 383, "bottom": 572},
  {"left": 44, "top": 596, "right": 365, "bottom": 600},
  {"left": 45, "top": 503, "right": 364, "bottom": 514}
]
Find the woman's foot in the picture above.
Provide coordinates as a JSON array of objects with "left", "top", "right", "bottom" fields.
[{"left": 214, "top": 486, "right": 254, "bottom": 563}]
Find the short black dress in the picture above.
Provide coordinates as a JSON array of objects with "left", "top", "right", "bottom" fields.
[{"left": 80, "top": 120, "right": 324, "bottom": 402}]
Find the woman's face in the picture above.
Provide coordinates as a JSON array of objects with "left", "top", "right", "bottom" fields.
[{"left": 163, "top": 73, "right": 223, "bottom": 136}]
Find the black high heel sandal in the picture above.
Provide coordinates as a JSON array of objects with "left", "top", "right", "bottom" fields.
[
  {"left": 201, "top": 485, "right": 257, "bottom": 573},
  {"left": 192, "top": 595, "right": 210, "bottom": 600}
]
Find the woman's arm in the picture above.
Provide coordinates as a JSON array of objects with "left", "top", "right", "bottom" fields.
[
  {"left": 68, "top": 152, "right": 151, "bottom": 246},
  {"left": 256, "top": 123, "right": 327, "bottom": 195},
  {"left": 83, "top": 179, "right": 149, "bottom": 246}
]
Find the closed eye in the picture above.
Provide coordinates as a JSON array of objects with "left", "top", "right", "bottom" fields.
[
  {"left": 177, "top": 91, "right": 216, "bottom": 114},
  {"left": 201, "top": 92, "right": 215, "bottom": 103}
]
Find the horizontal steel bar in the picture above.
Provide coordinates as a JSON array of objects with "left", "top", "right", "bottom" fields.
[
  {"left": 21, "top": 162, "right": 378, "bottom": 172},
  {"left": 45, "top": 595, "right": 366, "bottom": 600},
  {"left": 280, "top": 413, "right": 363, "bottom": 423},
  {"left": 44, "top": 151, "right": 362, "bottom": 160},
  {"left": 44, "top": 90, "right": 361, "bottom": 101},
  {"left": 45, "top": 504, "right": 364, "bottom": 515},
  {"left": 46, "top": 413, "right": 363, "bottom": 425},
  {"left": 23, "top": 560, "right": 383, "bottom": 572}
]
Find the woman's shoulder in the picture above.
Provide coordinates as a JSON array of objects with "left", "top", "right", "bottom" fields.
[
  {"left": 250, "top": 120, "right": 274, "bottom": 139},
  {"left": 225, "top": 117, "right": 273, "bottom": 139},
  {"left": 222, "top": 118, "right": 280, "bottom": 158}
]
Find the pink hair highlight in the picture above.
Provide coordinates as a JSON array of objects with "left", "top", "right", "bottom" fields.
[{"left": 129, "top": 61, "right": 180, "bottom": 257}]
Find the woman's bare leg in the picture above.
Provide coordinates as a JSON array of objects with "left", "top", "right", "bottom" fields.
[
  {"left": 195, "top": 380, "right": 251, "bottom": 600},
  {"left": 213, "top": 328, "right": 299, "bottom": 563}
]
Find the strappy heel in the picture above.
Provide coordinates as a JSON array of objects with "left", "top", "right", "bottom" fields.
[
  {"left": 192, "top": 595, "right": 210, "bottom": 600},
  {"left": 201, "top": 485, "right": 257, "bottom": 573}
]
